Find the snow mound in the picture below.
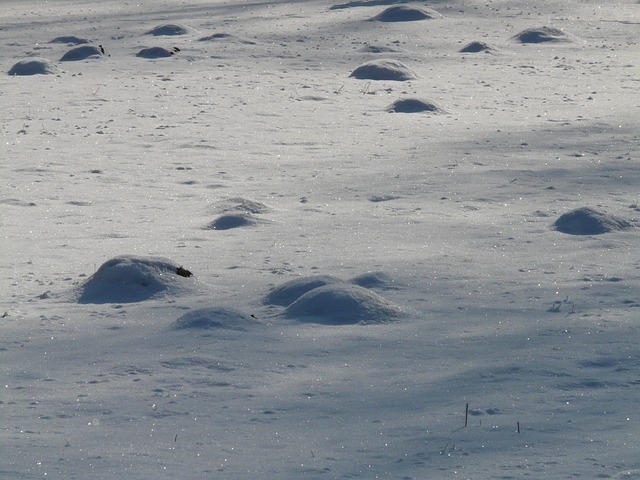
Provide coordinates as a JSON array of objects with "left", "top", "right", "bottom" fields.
[
  {"left": 387, "top": 98, "right": 444, "bottom": 113},
  {"left": 76, "top": 255, "right": 196, "bottom": 304},
  {"left": 147, "top": 24, "right": 191, "bottom": 36},
  {"left": 172, "top": 307, "right": 259, "bottom": 331},
  {"left": 199, "top": 33, "right": 256, "bottom": 44},
  {"left": 60, "top": 45, "right": 103, "bottom": 61},
  {"left": 349, "top": 59, "right": 418, "bottom": 81},
  {"left": 50, "top": 36, "right": 89, "bottom": 45},
  {"left": 264, "top": 275, "right": 345, "bottom": 307},
  {"left": 284, "top": 284, "right": 404, "bottom": 325},
  {"left": 350, "top": 271, "right": 400, "bottom": 290},
  {"left": 8, "top": 58, "right": 59, "bottom": 76},
  {"left": 369, "top": 5, "right": 441, "bottom": 22},
  {"left": 513, "top": 26, "right": 571, "bottom": 44},
  {"left": 212, "top": 197, "right": 270, "bottom": 215},
  {"left": 205, "top": 213, "right": 262, "bottom": 230},
  {"left": 136, "top": 47, "right": 180, "bottom": 59},
  {"left": 460, "top": 41, "right": 496, "bottom": 53},
  {"left": 553, "top": 207, "right": 633, "bottom": 235}
]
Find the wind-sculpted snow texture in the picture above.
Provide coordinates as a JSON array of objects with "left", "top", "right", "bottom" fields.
[{"left": 3, "top": 0, "right": 640, "bottom": 478}]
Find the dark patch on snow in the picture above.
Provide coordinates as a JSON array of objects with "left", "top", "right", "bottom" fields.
[
  {"left": 50, "top": 36, "right": 89, "bottom": 45},
  {"left": 369, "top": 5, "right": 441, "bottom": 22},
  {"left": 264, "top": 275, "right": 345, "bottom": 307},
  {"left": 8, "top": 58, "right": 59, "bottom": 76},
  {"left": 460, "top": 41, "right": 495, "bottom": 53},
  {"left": 172, "top": 307, "right": 259, "bottom": 331},
  {"left": 387, "top": 98, "right": 443, "bottom": 113},
  {"left": 60, "top": 45, "right": 103, "bottom": 61},
  {"left": 76, "top": 255, "right": 195, "bottom": 304},
  {"left": 369, "top": 195, "right": 401, "bottom": 202},
  {"left": 136, "top": 47, "right": 180, "bottom": 59},
  {"left": 513, "top": 26, "right": 570, "bottom": 44},
  {"left": 284, "top": 284, "right": 404, "bottom": 325},
  {"left": 147, "top": 24, "right": 190, "bottom": 36},
  {"left": 176, "top": 266, "right": 193, "bottom": 278},
  {"left": 349, "top": 59, "right": 417, "bottom": 81},
  {"left": 553, "top": 207, "right": 632, "bottom": 235}
]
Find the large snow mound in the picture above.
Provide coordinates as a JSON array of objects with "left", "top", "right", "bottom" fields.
[
  {"left": 76, "top": 255, "right": 196, "bottom": 303},
  {"left": 513, "top": 26, "right": 571, "bottom": 44},
  {"left": 8, "top": 58, "right": 59, "bottom": 76},
  {"left": 172, "top": 307, "right": 260, "bottom": 331},
  {"left": 284, "top": 284, "right": 405, "bottom": 325},
  {"left": 264, "top": 275, "right": 345, "bottom": 307},
  {"left": 369, "top": 6, "right": 441, "bottom": 22},
  {"left": 553, "top": 207, "right": 633, "bottom": 235},
  {"left": 60, "top": 45, "right": 103, "bottom": 61},
  {"left": 136, "top": 47, "right": 180, "bottom": 59},
  {"left": 349, "top": 59, "right": 418, "bottom": 81}
]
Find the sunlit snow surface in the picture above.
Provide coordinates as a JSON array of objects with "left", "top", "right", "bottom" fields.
[{"left": 2, "top": 0, "right": 640, "bottom": 478}]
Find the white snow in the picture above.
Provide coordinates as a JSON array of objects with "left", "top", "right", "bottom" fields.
[{"left": 2, "top": 0, "right": 640, "bottom": 478}]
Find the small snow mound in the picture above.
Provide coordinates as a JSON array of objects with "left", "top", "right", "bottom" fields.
[
  {"left": 50, "top": 36, "right": 89, "bottom": 45},
  {"left": 60, "top": 45, "right": 103, "bottom": 61},
  {"left": 370, "top": 5, "right": 441, "bottom": 22},
  {"left": 387, "top": 98, "right": 444, "bottom": 113},
  {"left": 8, "top": 58, "right": 58, "bottom": 76},
  {"left": 349, "top": 59, "right": 418, "bottom": 81},
  {"left": 553, "top": 207, "right": 632, "bottom": 235},
  {"left": 205, "top": 213, "right": 258, "bottom": 230},
  {"left": 264, "top": 275, "right": 344, "bottom": 307},
  {"left": 360, "top": 45, "right": 399, "bottom": 54},
  {"left": 136, "top": 47, "right": 180, "bottom": 59},
  {"left": 212, "top": 197, "right": 270, "bottom": 215},
  {"left": 513, "top": 26, "right": 570, "bottom": 44},
  {"left": 172, "top": 307, "right": 259, "bottom": 331},
  {"left": 460, "top": 41, "right": 495, "bottom": 53},
  {"left": 285, "top": 284, "right": 404, "bottom": 325},
  {"left": 76, "top": 255, "right": 196, "bottom": 304},
  {"left": 199, "top": 33, "right": 256, "bottom": 44},
  {"left": 350, "top": 271, "right": 399, "bottom": 290},
  {"left": 147, "top": 24, "right": 191, "bottom": 36}
]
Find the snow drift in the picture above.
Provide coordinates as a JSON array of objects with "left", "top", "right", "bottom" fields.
[
  {"left": 75, "top": 255, "right": 196, "bottom": 303},
  {"left": 60, "top": 45, "right": 103, "bottom": 61},
  {"left": 387, "top": 98, "right": 444, "bottom": 113},
  {"left": 513, "top": 26, "right": 571, "bottom": 43}
]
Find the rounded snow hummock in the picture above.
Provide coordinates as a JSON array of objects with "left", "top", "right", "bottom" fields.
[
  {"left": 513, "top": 26, "right": 571, "bottom": 44},
  {"left": 460, "top": 41, "right": 496, "bottom": 53},
  {"left": 8, "top": 58, "right": 59, "bottom": 76},
  {"left": 49, "top": 36, "right": 89, "bottom": 45},
  {"left": 76, "top": 255, "right": 196, "bottom": 303},
  {"left": 147, "top": 24, "right": 191, "bottom": 36},
  {"left": 136, "top": 47, "right": 180, "bottom": 59},
  {"left": 284, "top": 284, "right": 405, "bottom": 325},
  {"left": 553, "top": 207, "right": 633, "bottom": 235},
  {"left": 349, "top": 59, "right": 418, "bottom": 81},
  {"left": 350, "top": 271, "right": 400, "bottom": 290},
  {"left": 369, "top": 5, "right": 441, "bottom": 22},
  {"left": 264, "top": 275, "right": 345, "bottom": 307},
  {"left": 205, "top": 213, "right": 260, "bottom": 230},
  {"left": 60, "top": 45, "right": 103, "bottom": 61},
  {"left": 172, "top": 307, "right": 260, "bottom": 331},
  {"left": 387, "top": 98, "right": 444, "bottom": 113}
]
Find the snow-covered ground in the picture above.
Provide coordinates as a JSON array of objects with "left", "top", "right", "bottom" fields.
[{"left": 2, "top": 0, "right": 640, "bottom": 478}]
